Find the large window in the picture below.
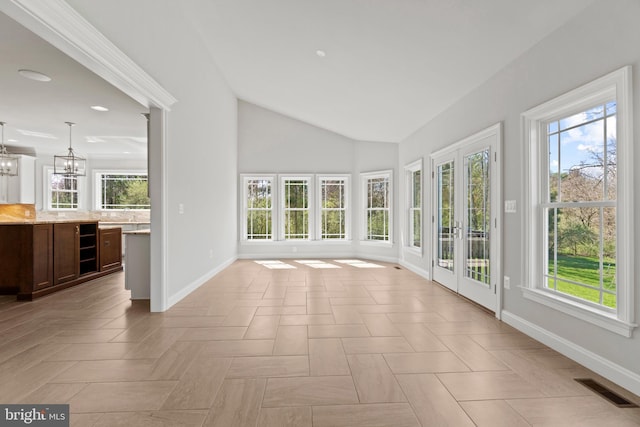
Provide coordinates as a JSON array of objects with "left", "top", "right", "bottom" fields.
[
  {"left": 95, "top": 172, "right": 149, "bottom": 210},
  {"left": 281, "top": 177, "right": 311, "bottom": 240},
  {"left": 244, "top": 176, "right": 274, "bottom": 240},
  {"left": 405, "top": 160, "right": 422, "bottom": 250},
  {"left": 522, "top": 66, "right": 634, "bottom": 336},
  {"left": 242, "top": 173, "right": 352, "bottom": 242},
  {"left": 49, "top": 172, "right": 78, "bottom": 210},
  {"left": 362, "top": 170, "right": 392, "bottom": 242},
  {"left": 319, "top": 176, "right": 349, "bottom": 240}
]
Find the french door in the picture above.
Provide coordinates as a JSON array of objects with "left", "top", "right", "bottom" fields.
[{"left": 431, "top": 125, "right": 500, "bottom": 312}]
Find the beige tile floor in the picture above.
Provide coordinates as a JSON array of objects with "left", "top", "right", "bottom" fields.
[{"left": 1, "top": 259, "right": 639, "bottom": 426}]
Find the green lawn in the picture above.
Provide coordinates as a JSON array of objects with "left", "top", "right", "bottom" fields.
[{"left": 549, "top": 254, "right": 616, "bottom": 308}]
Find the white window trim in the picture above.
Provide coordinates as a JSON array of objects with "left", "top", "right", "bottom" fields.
[
  {"left": 361, "top": 169, "right": 393, "bottom": 245},
  {"left": 280, "top": 175, "right": 313, "bottom": 240},
  {"left": 521, "top": 66, "right": 635, "bottom": 337},
  {"left": 94, "top": 169, "right": 149, "bottom": 211},
  {"left": 43, "top": 165, "right": 84, "bottom": 211},
  {"left": 404, "top": 159, "right": 423, "bottom": 254},
  {"left": 317, "top": 174, "right": 351, "bottom": 241},
  {"left": 241, "top": 174, "right": 276, "bottom": 242}
]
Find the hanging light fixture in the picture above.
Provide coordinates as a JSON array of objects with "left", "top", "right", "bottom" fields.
[
  {"left": 0, "top": 121, "right": 19, "bottom": 176},
  {"left": 54, "top": 122, "right": 86, "bottom": 176}
]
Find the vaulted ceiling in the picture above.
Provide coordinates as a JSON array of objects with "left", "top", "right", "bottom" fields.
[
  {"left": 186, "top": 0, "right": 595, "bottom": 142},
  {"left": 0, "top": 0, "right": 595, "bottom": 159}
]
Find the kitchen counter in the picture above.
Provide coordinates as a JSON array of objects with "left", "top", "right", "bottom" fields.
[
  {"left": 123, "top": 229, "right": 150, "bottom": 235},
  {"left": 0, "top": 220, "right": 122, "bottom": 299},
  {"left": 0, "top": 219, "right": 99, "bottom": 225}
]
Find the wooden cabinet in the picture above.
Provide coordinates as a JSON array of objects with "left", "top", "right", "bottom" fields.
[
  {"left": 0, "top": 224, "right": 53, "bottom": 294},
  {"left": 32, "top": 224, "right": 54, "bottom": 291},
  {"left": 99, "top": 227, "right": 122, "bottom": 271},
  {"left": 0, "top": 221, "right": 122, "bottom": 300},
  {"left": 53, "top": 222, "right": 79, "bottom": 285}
]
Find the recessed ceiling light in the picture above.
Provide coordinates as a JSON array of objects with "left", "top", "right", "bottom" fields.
[
  {"left": 18, "top": 69, "right": 51, "bottom": 82},
  {"left": 315, "top": 50, "right": 326, "bottom": 57},
  {"left": 90, "top": 105, "right": 109, "bottom": 112}
]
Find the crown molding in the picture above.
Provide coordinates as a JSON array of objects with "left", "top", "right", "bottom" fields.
[{"left": 0, "top": 0, "right": 177, "bottom": 110}]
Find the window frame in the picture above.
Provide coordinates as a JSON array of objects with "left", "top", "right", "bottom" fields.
[
  {"left": 94, "top": 170, "right": 150, "bottom": 211},
  {"left": 405, "top": 159, "right": 423, "bottom": 253},
  {"left": 280, "top": 175, "right": 313, "bottom": 240},
  {"left": 521, "top": 66, "right": 635, "bottom": 337},
  {"left": 317, "top": 174, "right": 351, "bottom": 241},
  {"left": 361, "top": 170, "right": 393, "bottom": 244},
  {"left": 241, "top": 175, "right": 276, "bottom": 242},
  {"left": 44, "top": 166, "right": 82, "bottom": 211}
]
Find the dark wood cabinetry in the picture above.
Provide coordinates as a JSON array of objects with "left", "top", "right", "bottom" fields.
[
  {"left": 100, "top": 227, "right": 122, "bottom": 271},
  {"left": 53, "top": 222, "right": 79, "bottom": 285},
  {"left": 0, "top": 224, "right": 53, "bottom": 294},
  {"left": 32, "top": 224, "right": 54, "bottom": 291},
  {"left": 0, "top": 221, "right": 122, "bottom": 300}
]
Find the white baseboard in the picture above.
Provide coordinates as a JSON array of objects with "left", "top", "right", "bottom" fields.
[
  {"left": 502, "top": 310, "right": 640, "bottom": 396},
  {"left": 398, "top": 260, "right": 429, "bottom": 279},
  {"left": 237, "top": 252, "right": 354, "bottom": 260},
  {"left": 167, "top": 256, "right": 237, "bottom": 308}
]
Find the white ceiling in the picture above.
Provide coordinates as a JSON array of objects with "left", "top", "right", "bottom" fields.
[
  {"left": 186, "top": 0, "right": 595, "bottom": 142},
  {"left": 0, "top": 12, "right": 148, "bottom": 159}
]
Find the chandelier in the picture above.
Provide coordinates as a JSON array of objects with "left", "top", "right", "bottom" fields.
[
  {"left": 0, "top": 121, "right": 19, "bottom": 176},
  {"left": 54, "top": 122, "right": 86, "bottom": 176}
]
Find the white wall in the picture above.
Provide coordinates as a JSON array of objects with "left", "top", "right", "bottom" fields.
[
  {"left": 399, "top": 0, "right": 640, "bottom": 393},
  {"left": 238, "top": 101, "right": 398, "bottom": 261},
  {"left": 66, "top": 0, "right": 239, "bottom": 306}
]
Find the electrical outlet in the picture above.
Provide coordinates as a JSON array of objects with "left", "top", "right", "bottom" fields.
[
  {"left": 209, "top": 249, "right": 213, "bottom": 259},
  {"left": 504, "top": 275, "right": 510, "bottom": 289},
  {"left": 178, "top": 203, "right": 184, "bottom": 214}
]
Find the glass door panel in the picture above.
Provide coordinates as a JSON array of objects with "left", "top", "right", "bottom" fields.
[{"left": 464, "top": 149, "right": 491, "bottom": 286}]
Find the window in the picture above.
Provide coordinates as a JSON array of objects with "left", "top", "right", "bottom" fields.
[
  {"left": 48, "top": 170, "right": 78, "bottom": 210},
  {"left": 281, "top": 176, "right": 311, "bottom": 240},
  {"left": 95, "top": 172, "right": 149, "bottom": 210},
  {"left": 362, "top": 170, "right": 392, "bottom": 242},
  {"left": 522, "top": 66, "right": 634, "bottom": 336},
  {"left": 243, "top": 176, "right": 274, "bottom": 240},
  {"left": 318, "top": 176, "right": 349, "bottom": 240},
  {"left": 405, "top": 160, "right": 422, "bottom": 250}
]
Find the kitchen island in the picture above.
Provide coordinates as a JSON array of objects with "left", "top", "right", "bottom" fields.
[{"left": 0, "top": 220, "right": 123, "bottom": 300}]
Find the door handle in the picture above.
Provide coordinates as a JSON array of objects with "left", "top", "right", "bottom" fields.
[{"left": 452, "top": 221, "right": 463, "bottom": 240}]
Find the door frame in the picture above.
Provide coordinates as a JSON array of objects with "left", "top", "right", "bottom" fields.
[
  {"left": 430, "top": 123, "right": 503, "bottom": 319},
  {"left": 1, "top": 0, "right": 177, "bottom": 312}
]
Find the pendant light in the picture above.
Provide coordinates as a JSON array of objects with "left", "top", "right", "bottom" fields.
[
  {"left": 54, "top": 122, "right": 86, "bottom": 176},
  {"left": 0, "top": 121, "right": 19, "bottom": 176}
]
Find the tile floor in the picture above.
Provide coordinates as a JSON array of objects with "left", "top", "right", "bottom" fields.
[{"left": 0, "top": 259, "right": 639, "bottom": 426}]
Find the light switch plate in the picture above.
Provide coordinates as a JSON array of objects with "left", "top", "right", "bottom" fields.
[
  {"left": 504, "top": 275, "right": 510, "bottom": 289},
  {"left": 504, "top": 200, "right": 517, "bottom": 213}
]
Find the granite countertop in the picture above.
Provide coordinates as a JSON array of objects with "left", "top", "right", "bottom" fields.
[{"left": 0, "top": 219, "right": 100, "bottom": 225}]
